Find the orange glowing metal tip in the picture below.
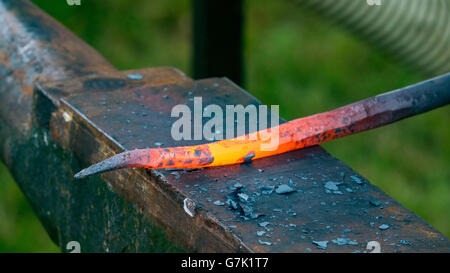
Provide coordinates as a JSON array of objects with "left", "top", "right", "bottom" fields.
[{"left": 74, "top": 74, "right": 450, "bottom": 179}]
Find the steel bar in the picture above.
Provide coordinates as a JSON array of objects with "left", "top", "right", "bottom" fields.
[{"left": 74, "top": 73, "right": 450, "bottom": 178}]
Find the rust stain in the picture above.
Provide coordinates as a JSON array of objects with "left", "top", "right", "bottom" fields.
[
  {"left": 0, "top": 51, "right": 9, "bottom": 66},
  {"left": 419, "top": 228, "right": 440, "bottom": 239},
  {"left": 22, "top": 83, "right": 34, "bottom": 96},
  {"left": 13, "top": 69, "right": 25, "bottom": 82}
]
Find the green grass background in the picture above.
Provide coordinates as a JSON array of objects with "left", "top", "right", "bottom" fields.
[{"left": 0, "top": 0, "right": 448, "bottom": 252}]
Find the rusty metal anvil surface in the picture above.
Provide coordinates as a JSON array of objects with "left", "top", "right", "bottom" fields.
[{"left": 38, "top": 69, "right": 450, "bottom": 252}]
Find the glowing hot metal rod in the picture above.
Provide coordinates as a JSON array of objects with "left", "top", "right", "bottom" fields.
[{"left": 74, "top": 73, "right": 450, "bottom": 179}]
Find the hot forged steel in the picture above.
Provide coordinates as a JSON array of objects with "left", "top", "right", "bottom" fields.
[{"left": 74, "top": 74, "right": 450, "bottom": 178}]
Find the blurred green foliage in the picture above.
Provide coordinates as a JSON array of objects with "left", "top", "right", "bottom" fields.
[
  {"left": 0, "top": 0, "right": 447, "bottom": 252},
  {"left": 0, "top": 161, "right": 60, "bottom": 252}
]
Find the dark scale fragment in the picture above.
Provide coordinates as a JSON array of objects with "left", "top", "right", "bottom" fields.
[
  {"left": 399, "top": 240, "right": 411, "bottom": 245},
  {"left": 214, "top": 200, "right": 225, "bottom": 206},
  {"left": 256, "top": 231, "right": 266, "bottom": 237},
  {"left": 332, "top": 238, "right": 358, "bottom": 246},
  {"left": 226, "top": 199, "right": 239, "bottom": 210},
  {"left": 241, "top": 204, "right": 253, "bottom": 217},
  {"left": 379, "top": 224, "right": 390, "bottom": 230},
  {"left": 350, "top": 176, "right": 363, "bottom": 185},
  {"left": 324, "top": 181, "right": 340, "bottom": 191},
  {"left": 243, "top": 152, "right": 255, "bottom": 163},
  {"left": 370, "top": 200, "right": 382, "bottom": 207},
  {"left": 259, "top": 185, "right": 274, "bottom": 195},
  {"left": 343, "top": 228, "right": 351, "bottom": 234},
  {"left": 250, "top": 212, "right": 264, "bottom": 219},
  {"left": 127, "top": 74, "right": 143, "bottom": 80},
  {"left": 258, "top": 239, "right": 272, "bottom": 246},
  {"left": 237, "top": 193, "right": 249, "bottom": 202},
  {"left": 312, "top": 240, "right": 328, "bottom": 250},
  {"left": 275, "top": 184, "right": 295, "bottom": 194}
]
